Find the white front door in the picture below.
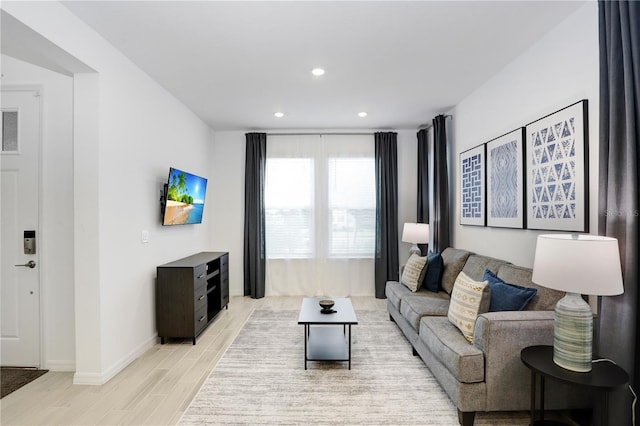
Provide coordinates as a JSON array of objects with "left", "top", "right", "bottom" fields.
[{"left": 1, "top": 89, "right": 41, "bottom": 367}]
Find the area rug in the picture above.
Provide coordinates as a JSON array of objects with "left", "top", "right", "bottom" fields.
[
  {"left": 1, "top": 367, "right": 48, "bottom": 398},
  {"left": 180, "top": 309, "right": 533, "bottom": 425}
]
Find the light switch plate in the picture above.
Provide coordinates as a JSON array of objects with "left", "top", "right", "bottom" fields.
[{"left": 141, "top": 230, "right": 149, "bottom": 244}]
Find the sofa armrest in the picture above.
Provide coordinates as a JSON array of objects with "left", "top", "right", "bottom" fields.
[
  {"left": 472, "top": 311, "right": 557, "bottom": 411},
  {"left": 473, "top": 310, "right": 555, "bottom": 353}
]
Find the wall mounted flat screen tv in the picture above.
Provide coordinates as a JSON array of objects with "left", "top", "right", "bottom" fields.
[{"left": 162, "top": 167, "right": 208, "bottom": 225}]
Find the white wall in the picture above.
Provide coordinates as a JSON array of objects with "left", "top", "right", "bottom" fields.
[
  {"left": 3, "top": 2, "right": 215, "bottom": 383},
  {"left": 396, "top": 130, "right": 419, "bottom": 263},
  {"left": 211, "top": 129, "right": 417, "bottom": 296},
  {"left": 1, "top": 54, "right": 76, "bottom": 371},
  {"left": 450, "top": 2, "right": 599, "bottom": 268},
  {"left": 208, "top": 131, "right": 244, "bottom": 296}
]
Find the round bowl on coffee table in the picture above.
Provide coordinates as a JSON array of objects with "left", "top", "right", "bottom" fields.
[{"left": 319, "top": 299, "right": 335, "bottom": 312}]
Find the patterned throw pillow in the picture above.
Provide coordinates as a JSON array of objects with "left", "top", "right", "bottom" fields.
[
  {"left": 400, "top": 254, "right": 428, "bottom": 292},
  {"left": 447, "top": 272, "right": 491, "bottom": 343}
]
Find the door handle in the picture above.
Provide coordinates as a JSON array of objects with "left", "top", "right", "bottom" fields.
[{"left": 14, "top": 260, "right": 36, "bottom": 269}]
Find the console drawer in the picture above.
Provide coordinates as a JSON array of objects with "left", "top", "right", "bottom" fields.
[
  {"left": 194, "top": 284, "right": 207, "bottom": 311},
  {"left": 195, "top": 304, "right": 208, "bottom": 335}
]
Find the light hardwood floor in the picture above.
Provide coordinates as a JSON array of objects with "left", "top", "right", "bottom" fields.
[{"left": 0, "top": 296, "right": 386, "bottom": 425}]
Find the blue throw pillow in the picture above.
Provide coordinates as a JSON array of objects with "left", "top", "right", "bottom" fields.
[
  {"left": 483, "top": 269, "right": 537, "bottom": 312},
  {"left": 422, "top": 252, "right": 444, "bottom": 292}
]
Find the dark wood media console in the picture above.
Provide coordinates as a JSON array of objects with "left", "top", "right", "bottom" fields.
[{"left": 156, "top": 251, "right": 229, "bottom": 345}]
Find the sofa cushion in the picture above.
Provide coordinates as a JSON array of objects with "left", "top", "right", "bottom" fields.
[
  {"left": 484, "top": 269, "right": 537, "bottom": 311},
  {"left": 448, "top": 272, "right": 490, "bottom": 342},
  {"left": 422, "top": 251, "right": 444, "bottom": 292},
  {"left": 401, "top": 253, "right": 428, "bottom": 291},
  {"left": 461, "top": 254, "right": 511, "bottom": 281},
  {"left": 496, "top": 264, "right": 564, "bottom": 311},
  {"left": 385, "top": 281, "right": 412, "bottom": 311},
  {"left": 420, "top": 316, "right": 485, "bottom": 383},
  {"left": 441, "top": 248, "right": 471, "bottom": 294},
  {"left": 399, "top": 291, "right": 451, "bottom": 331}
]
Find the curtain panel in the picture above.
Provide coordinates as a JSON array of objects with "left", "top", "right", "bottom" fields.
[
  {"left": 243, "top": 132, "right": 266, "bottom": 299},
  {"left": 417, "top": 128, "right": 430, "bottom": 224},
  {"left": 417, "top": 128, "right": 430, "bottom": 255},
  {"left": 431, "top": 115, "right": 450, "bottom": 253},
  {"left": 598, "top": 1, "right": 640, "bottom": 424},
  {"left": 374, "top": 132, "right": 399, "bottom": 299}
]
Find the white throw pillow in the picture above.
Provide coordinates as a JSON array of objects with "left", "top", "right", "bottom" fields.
[
  {"left": 400, "top": 254, "right": 428, "bottom": 292},
  {"left": 447, "top": 271, "right": 491, "bottom": 343}
]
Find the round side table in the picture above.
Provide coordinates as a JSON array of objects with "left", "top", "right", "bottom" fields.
[{"left": 521, "top": 345, "right": 628, "bottom": 426}]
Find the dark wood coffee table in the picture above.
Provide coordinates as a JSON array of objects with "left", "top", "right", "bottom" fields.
[{"left": 297, "top": 297, "right": 358, "bottom": 370}]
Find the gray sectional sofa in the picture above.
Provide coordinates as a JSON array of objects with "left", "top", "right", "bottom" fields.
[{"left": 386, "top": 247, "right": 588, "bottom": 425}]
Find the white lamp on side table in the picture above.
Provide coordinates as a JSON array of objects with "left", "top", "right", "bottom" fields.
[
  {"left": 532, "top": 234, "right": 624, "bottom": 372},
  {"left": 402, "top": 223, "right": 429, "bottom": 256}
]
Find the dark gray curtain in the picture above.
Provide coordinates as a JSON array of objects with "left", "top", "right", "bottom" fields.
[
  {"left": 417, "top": 128, "right": 429, "bottom": 255},
  {"left": 243, "top": 133, "right": 266, "bottom": 299},
  {"left": 431, "top": 115, "right": 450, "bottom": 253},
  {"left": 598, "top": 1, "right": 639, "bottom": 424},
  {"left": 374, "top": 132, "right": 399, "bottom": 299}
]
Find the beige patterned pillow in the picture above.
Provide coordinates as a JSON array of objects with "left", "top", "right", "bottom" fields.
[
  {"left": 447, "top": 271, "right": 491, "bottom": 342},
  {"left": 400, "top": 254, "right": 428, "bottom": 292}
]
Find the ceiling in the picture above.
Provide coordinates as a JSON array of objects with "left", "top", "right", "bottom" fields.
[{"left": 59, "top": 1, "right": 585, "bottom": 131}]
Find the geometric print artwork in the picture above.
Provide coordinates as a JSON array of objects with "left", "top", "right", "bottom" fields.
[
  {"left": 526, "top": 100, "right": 588, "bottom": 232},
  {"left": 460, "top": 144, "right": 485, "bottom": 226},
  {"left": 490, "top": 141, "right": 518, "bottom": 218},
  {"left": 462, "top": 155, "right": 482, "bottom": 217},
  {"left": 486, "top": 128, "right": 525, "bottom": 228},
  {"left": 530, "top": 119, "right": 576, "bottom": 220}
]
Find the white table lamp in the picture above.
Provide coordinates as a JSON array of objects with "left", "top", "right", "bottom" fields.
[
  {"left": 532, "top": 234, "right": 624, "bottom": 372},
  {"left": 402, "top": 223, "right": 429, "bottom": 256}
]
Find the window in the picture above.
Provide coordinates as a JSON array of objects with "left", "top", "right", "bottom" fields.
[
  {"left": 328, "top": 158, "right": 375, "bottom": 257},
  {"left": 265, "top": 134, "right": 375, "bottom": 260},
  {"left": 2, "top": 111, "right": 18, "bottom": 152},
  {"left": 265, "top": 158, "right": 314, "bottom": 259}
]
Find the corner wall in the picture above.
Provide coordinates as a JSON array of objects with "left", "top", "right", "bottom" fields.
[
  {"left": 2, "top": 2, "right": 215, "bottom": 383},
  {"left": 450, "top": 2, "right": 599, "bottom": 268}
]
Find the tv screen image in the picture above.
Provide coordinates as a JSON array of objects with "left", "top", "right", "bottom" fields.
[{"left": 162, "top": 167, "right": 208, "bottom": 225}]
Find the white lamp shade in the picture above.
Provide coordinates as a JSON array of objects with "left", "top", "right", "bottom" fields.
[
  {"left": 532, "top": 234, "right": 624, "bottom": 296},
  {"left": 402, "top": 223, "right": 429, "bottom": 244}
]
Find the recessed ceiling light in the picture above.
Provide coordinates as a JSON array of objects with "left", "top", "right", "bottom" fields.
[
  {"left": 358, "top": 112, "right": 368, "bottom": 118},
  {"left": 274, "top": 112, "right": 284, "bottom": 118},
  {"left": 311, "top": 68, "right": 325, "bottom": 76}
]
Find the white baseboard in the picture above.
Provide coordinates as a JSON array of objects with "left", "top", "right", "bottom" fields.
[
  {"left": 72, "top": 334, "right": 157, "bottom": 385},
  {"left": 43, "top": 360, "right": 75, "bottom": 372},
  {"left": 72, "top": 371, "right": 104, "bottom": 385}
]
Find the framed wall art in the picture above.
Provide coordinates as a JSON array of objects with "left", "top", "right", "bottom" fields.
[
  {"left": 525, "top": 100, "right": 589, "bottom": 232},
  {"left": 460, "top": 144, "right": 486, "bottom": 226},
  {"left": 486, "top": 128, "right": 525, "bottom": 228}
]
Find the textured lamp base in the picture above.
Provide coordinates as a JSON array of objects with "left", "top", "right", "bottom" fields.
[
  {"left": 553, "top": 292, "right": 593, "bottom": 372},
  {"left": 408, "top": 244, "right": 421, "bottom": 256}
]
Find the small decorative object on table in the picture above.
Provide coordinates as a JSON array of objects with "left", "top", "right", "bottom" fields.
[{"left": 319, "top": 299, "right": 335, "bottom": 313}]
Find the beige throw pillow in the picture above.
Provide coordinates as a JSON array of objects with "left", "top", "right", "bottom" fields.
[
  {"left": 400, "top": 254, "right": 428, "bottom": 292},
  {"left": 447, "top": 271, "right": 491, "bottom": 343}
]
